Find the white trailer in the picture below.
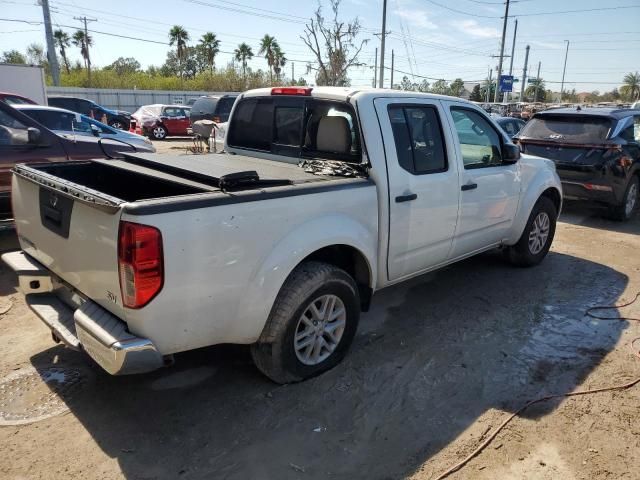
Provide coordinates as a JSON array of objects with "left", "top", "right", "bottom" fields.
[{"left": 0, "top": 63, "right": 47, "bottom": 104}]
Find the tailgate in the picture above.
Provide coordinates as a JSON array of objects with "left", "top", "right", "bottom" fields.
[{"left": 11, "top": 167, "right": 127, "bottom": 320}]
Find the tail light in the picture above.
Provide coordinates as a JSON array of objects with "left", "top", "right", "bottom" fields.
[
  {"left": 118, "top": 221, "right": 164, "bottom": 308},
  {"left": 271, "top": 87, "right": 312, "bottom": 96}
]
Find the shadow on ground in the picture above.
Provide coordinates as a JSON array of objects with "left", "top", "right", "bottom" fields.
[
  {"left": 29, "top": 248, "right": 628, "bottom": 479},
  {"left": 560, "top": 200, "right": 640, "bottom": 235}
]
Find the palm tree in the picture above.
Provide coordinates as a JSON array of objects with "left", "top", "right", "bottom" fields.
[
  {"left": 258, "top": 34, "right": 278, "bottom": 83},
  {"left": 272, "top": 46, "right": 286, "bottom": 82},
  {"left": 168, "top": 25, "right": 190, "bottom": 78},
  {"left": 72, "top": 30, "right": 92, "bottom": 76},
  {"left": 199, "top": 32, "right": 220, "bottom": 74},
  {"left": 234, "top": 42, "right": 253, "bottom": 79},
  {"left": 621, "top": 71, "right": 640, "bottom": 101},
  {"left": 54, "top": 29, "right": 71, "bottom": 74}
]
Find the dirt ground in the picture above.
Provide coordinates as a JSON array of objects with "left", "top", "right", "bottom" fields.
[{"left": 0, "top": 194, "right": 638, "bottom": 479}]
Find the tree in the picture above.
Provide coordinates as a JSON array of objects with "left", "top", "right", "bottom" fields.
[
  {"left": 161, "top": 48, "right": 198, "bottom": 79},
  {"left": 272, "top": 46, "right": 286, "bottom": 82},
  {"left": 72, "top": 30, "right": 93, "bottom": 76},
  {"left": 398, "top": 75, "right": 415, "bottom": 91},
  {"left": 621, "top": 71, "right": 640, "bottom": 101},
  {"left": 448, "top": 78, "right": 465, "bottom": 97},
  {"left": 104, "top": 57, "right": 141, "bottom": 75},
  {"left": 26, "top": 43, "right": 46, "bottom": 66},
  {"left": 53, "top": 29, "right": 71, "bottom": 74},
  {"left": 525, "top": 79, "right": 546, "bottom": 102},
  {"left": 168, "top": 25, "right": 190, "bottom": 79},
  {"left": 199, "top": 32, "right": 220, "bottom": 74},
  {"left": 259, "top": 34, "right": 279, "bottom": 83},
  {"left": 430, "top": 79, "right": 448, "bottom": 95},
  {"left": 469, "top": 84, "right": 482, "bottom": 101},
  {"left": 301, "top": 0, "right": 368, "bottom": 86},
  {"left": 1, "top": 50, "right": 26, "bottom": 64},
  {"left": 417, "top": 79, "right": 430, "bottom": 93},
  {"left": 234, "top": 42, "right": 254, "bottom": 79}
]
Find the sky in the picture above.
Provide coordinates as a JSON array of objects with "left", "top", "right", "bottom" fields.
[{"left": 0, "top": 0, "right": 639, "bottom": 93}]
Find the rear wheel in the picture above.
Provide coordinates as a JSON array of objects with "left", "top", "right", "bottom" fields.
[
  {"left": 607, "top": 176, "right": 638, "bottom": 222},
  {"left": 150, "top": 125, "right": 167, "bottom": 140},
  {"left": 251, "top": 261, "right": 360, "bottom": 384},
  {"left": 506, "top": 196, "right": 557, "bottom": 267}
]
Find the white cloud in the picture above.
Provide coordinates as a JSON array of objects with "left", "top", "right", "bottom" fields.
[
  {"left": 452, "top": 20, "right": 499, "bottom": 39},
  {"left": 394, "top": 9, "right": 438, "bottom": 30}
]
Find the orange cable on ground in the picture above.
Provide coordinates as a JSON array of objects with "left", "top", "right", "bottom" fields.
[{"left": 432, "top": 292, "right": 640, "bottom": 480}]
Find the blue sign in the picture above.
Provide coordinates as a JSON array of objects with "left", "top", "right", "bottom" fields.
[{"left": 499, "top": 75, "right": 514, "bottom": 92}]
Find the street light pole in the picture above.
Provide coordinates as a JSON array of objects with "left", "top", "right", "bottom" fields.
[
  {"left": 494, "top": 0, "right": 511, "bottom": 103},
  {"left": 560, "top": 40, "right": 570, "bottom": 101},
  {"left": 378, "top": 0, "right": 388, "bottom": 89}
]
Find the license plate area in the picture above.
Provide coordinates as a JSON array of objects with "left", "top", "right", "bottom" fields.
[{"left": 39, "top": 187, "right": 74, "bottom": 238}]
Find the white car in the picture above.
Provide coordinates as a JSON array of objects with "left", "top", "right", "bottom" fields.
[{"left": 4, "top": 87, "right": 561, "bottom": 383}]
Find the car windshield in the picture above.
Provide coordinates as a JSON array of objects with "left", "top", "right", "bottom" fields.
[{"left": 519, "top": 115, "right": 613, "bottom": 143}]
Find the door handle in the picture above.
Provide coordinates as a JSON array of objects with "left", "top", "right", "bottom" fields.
[
  {"left": 395, "top": 193, "right": 417, "bottom": 203},
  {"left": 461, "top": 183, "right": 478, "bottom": 191}
]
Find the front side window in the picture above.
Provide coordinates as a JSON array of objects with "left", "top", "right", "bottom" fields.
[
  {"left": 451, "top": 108, "right": 503, "bottom": 169},
  {"left": 0, "top": 109, "right": 28, "bottom": 146},
  {"left": 388, "top": 105, "right": 447, "bottom": 174}
]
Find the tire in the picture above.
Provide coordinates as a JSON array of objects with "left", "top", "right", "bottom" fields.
[
  {"left": 250, "top": 261, "right": 360, "bottom": 384},
  {"left": 150, "top": 125, "right": 167, "bottom": 140},
  {"left": 109, "top": 120, "right": 125, "bottom": 130},
  {"left": 506, "top": 196, "right": 557, "bottom": 267},
  {"left": 607, "top": 176, "right": 638, "bottom": 222}
]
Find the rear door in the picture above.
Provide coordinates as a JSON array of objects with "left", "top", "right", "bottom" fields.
[
  {"left": 374, "top": 98, "right": 460, "bottom": 281},
  {"left": 442, "top": 101, "right": 521, "bottom": 258}
]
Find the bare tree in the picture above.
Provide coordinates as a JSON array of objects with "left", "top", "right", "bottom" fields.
[{"left": 301, "top": 0, "right": 368, "bottom": 86}]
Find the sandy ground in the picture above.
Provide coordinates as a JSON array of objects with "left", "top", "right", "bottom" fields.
[{"left": 0, "top": 186, "right": 638, "bottom": 479}]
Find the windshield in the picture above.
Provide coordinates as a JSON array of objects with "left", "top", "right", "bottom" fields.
[{"left": 519, "top": 115, "right": 613, "bottom": 143}]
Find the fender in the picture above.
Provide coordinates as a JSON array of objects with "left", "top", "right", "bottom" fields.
[
  {"left": 236, "top": 213, "right": 378, "bottom": 343},
  {"left": 505, "top": 157, "right": 562, "bottom": 245}
]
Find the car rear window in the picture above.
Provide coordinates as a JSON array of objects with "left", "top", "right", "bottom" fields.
[
  {"left": 519, "top": 115, "right": 613, "bottom": 143},
  {"left": 192, "top": 97, "right": 218, "bottom": 116}
]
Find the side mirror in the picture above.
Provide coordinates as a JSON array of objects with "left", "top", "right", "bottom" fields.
[
  {"left": 502, "top": 143, "right": 521, "bottom": 164},
  {"left": 27, "top": 127, "right": 41, "bottom": 145},
  {"left": 90, "top": 124, "right": 101, "bottom": 137}
]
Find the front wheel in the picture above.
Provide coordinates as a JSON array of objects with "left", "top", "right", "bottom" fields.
[
  {"left": 506, "top": 196, "right": 557, "bottom": 267},
  {"left": 607, "top": 176, "right": 638, "bottom": 222},
  {"left": 150, "top": 125, "right": 167, "bottom": 140},
  {"left": 251, "top": 261, "right": 360, "bottom": 384}
]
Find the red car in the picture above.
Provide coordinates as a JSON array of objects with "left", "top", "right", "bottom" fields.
[
  {"left": 131, "top": 104, "right": 191, "bottom": 140},
  {"left": 0, "top": 92, "right": 37, "bottom": 106}
]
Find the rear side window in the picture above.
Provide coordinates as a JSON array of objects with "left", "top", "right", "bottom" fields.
[
  {"left": 217, "top": 97, "right": 236, "bottom": 115},
  {"left": 227, "top": 98, "right": 274, "bottom": 151},
  {"left": 519, "top": 115, "right": 613, "bottom": 143},
  {"left": 388, "top": 105, "right": 447, "bottom": 174},
  {"left": 193, "top": 97, "right": 218, "bottom": 116}
]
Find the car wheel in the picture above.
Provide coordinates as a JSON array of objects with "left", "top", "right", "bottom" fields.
[
  {"left": 150, "top": 125, "right": 167, "bottom": 140},
  {"left": 506, "top": 196, "right": 557, "bottom": 267},
  {"left": 251, "top": 261, "right": 360, "bottom": 384},
  {"left": 109, "top": 120, "right": 125, "bottom": 130},
  {"left": 607, "top": 176, "right": 638, "bottom": 222}
]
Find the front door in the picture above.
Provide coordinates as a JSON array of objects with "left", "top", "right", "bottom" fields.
[
  {"left": 442, "top": 102, "right": 521, "bottom": 258},
  {"left": 374, "top": 98, "right": 460, "bottom": 281}
]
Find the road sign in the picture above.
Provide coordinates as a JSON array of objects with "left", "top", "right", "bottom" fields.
[{"left": 499, "top": 75, "right": 513, "bottom": 92}]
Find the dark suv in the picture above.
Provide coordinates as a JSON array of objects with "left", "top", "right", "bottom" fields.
[
  {"left": 516, "top": 107, "right": 640, "bottom": 221},
  {"left": 189, "top": 95, "right": 237, "bottom": 125},
  {"left": 48, "top": 96, "right": 131, "bottom": 130}
]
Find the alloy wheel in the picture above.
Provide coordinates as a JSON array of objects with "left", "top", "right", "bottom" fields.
[
  {"left": 528, "top": 211, "right": 550, "bottom": 255},
  {"left": 294, "top": 294, "right": 346, "bottom": 366}
]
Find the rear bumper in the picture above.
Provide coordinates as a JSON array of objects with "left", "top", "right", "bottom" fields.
[
  {"left": 1, "top": 251, "right": 164, "bottom": 375},
  {"left": 561, "top": 180, "right": 617, "bottom": 205}
]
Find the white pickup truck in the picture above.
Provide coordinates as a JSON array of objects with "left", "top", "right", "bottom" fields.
[{"left": 3, "top": 87, "right": 562, "bottom": 383}]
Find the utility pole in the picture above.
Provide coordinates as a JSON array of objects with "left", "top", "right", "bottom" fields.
[
  {"left": 390, "top": 50, "right": 394, "bottom": 89},
  {"left": 520, "top": 44, "right": 530, "bottom": 101},
  {"left": 74, "top": 16, "right": 97, "bottom": 87},
  {"left": 486, "top": 67, "right": 493, "bottom": 103},
  {"left": 534, "top": 61, "right": 541, "bottom": 102},
  {"left": 41, "top": 0, "right": 60, "bottom": 86},
  {"left": 291, "top": 62, "right": 294, "bottom": 85},
  {"left": 494, "top": 0, "right": 510, "bottom": 103},
  {"left": 560, "top": 40, "right": 570, "bottom": 101},
  {"left": 505, "top": 18, "right": 517, "bottom": 103},
  {"left": 373, "top": 47, "right": 378, "bottom": 88},
  {"left": 378, "top": 0, "right": 387, "bottom": 89}
]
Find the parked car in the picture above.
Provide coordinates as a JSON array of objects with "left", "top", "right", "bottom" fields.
[
  {"left": 14, "top": 105, "right": 155, "bottom": 153},
  {"left": 516, "top": 107, "right": 639, "bottom": 221},
  {"left": 3, "top": 87, "right": 561, "bottom": 383},
  {"left": 0, "top": 101, "right": 137, "bottom": 218},
  {"left": 131, "top": 104, "right": 191, "bottom": 140},
  {"left": 0, "top": 92, "right": 37, "bottom": 106},
  {"left": 189, "top": 95, "right": 237, "bottom": 124},
  {"left": 48, "top": 96, "right": 131, "bottom": 130},
  {"left": 495, "top": 117, "right": 526, "bottom": 139}
]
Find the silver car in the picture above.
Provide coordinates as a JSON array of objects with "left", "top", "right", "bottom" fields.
[{"left": 14, "top": 104, "right": 156, "bottom": 153}]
